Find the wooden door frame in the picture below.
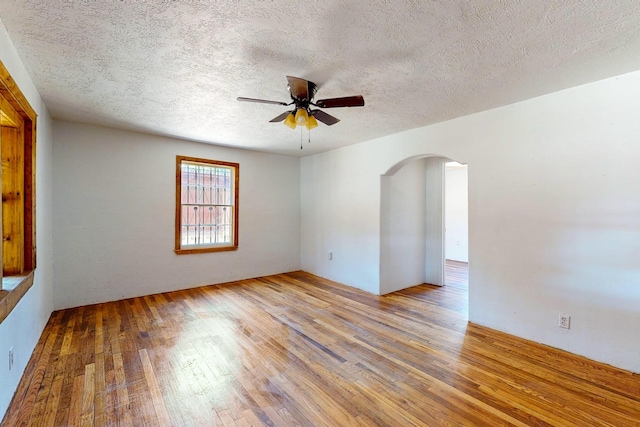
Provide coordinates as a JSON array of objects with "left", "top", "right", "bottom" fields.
[{"left": 0, "top": 59, "right": 37, "bottom": 324}]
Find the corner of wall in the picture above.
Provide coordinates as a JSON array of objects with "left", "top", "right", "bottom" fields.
[{"left": 0, "top": 20, "right": 54, "bottom": 421}]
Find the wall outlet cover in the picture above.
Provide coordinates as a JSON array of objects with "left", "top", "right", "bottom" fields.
[{"left": 559, "top": 314, "right": 571, "bottom": 329}]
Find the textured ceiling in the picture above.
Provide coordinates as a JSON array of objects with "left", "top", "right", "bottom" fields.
[{"left": 1, "top": 1, "right": 640, "bottom": 156}]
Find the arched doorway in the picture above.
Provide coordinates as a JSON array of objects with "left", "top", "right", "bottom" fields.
[{"left": 380, "top": 155, "right": 468, "bottom": 295}]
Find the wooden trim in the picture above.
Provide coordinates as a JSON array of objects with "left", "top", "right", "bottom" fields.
[
  {"left": 233, "top": 161, "right": 239, "bottom": 248},
  {"left": 0, "top": 60, "right": 37, "bottom": 122},
  {"left": 174, "top": 245, "right": 238, "bottom": 255},
  {"left": 0, "top": 271, "right": 34, "bottom": 324},
  {"left": 174, "top": 155, "right": 182, "bottom": 252},
  {"left": 174, "top": 155, "right": 239, "bottom": 254},
  {"left": 0, "top": 59, "right": 38, "bottom": 324},
  {"left": 23, "top": 117, "right": 36, "bottom": 270}
]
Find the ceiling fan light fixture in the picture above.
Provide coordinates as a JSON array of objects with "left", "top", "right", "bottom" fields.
[
  {"left": 238, "top": 75, "right": 365, "bottom": 136},
  {"left": 295, "top": 108, "right": 308, "bottom": 126},
  {"left": 306, "top": 114, "right": 318, "bottom": 130},
  {"left": 283, "top": 112, "right": 296, "bottom": 129}
]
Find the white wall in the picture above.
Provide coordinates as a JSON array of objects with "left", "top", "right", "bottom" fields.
[
  {"left": 300, "top": 148, "right": 381, "bottom": 293},
  {"left": 445, "top": 163, "right": 468, "bottom": 262},
  {"left": 380, "top": 159, "right": 426, "bottom": 294},
  {"left": 0, "top": 23, "right": 54, "bottom": 421},
  {"left": 301, "top": 70, "right": 640, "bottom": 373},
  {"left": 53, "top": 121, "right": 300, "bottom": 309},
  {"left": 424, "top": 157, "right": 446, "bottom": 286}
]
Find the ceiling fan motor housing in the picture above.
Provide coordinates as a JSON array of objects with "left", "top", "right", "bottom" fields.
[{"left": 288, "top": 78, "right": 318, "bottom": 105}]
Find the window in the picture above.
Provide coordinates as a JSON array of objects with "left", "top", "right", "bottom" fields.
[
  {"left": 0, "top": 59, "right": 37, "bottom": 324},
  {"left": 175, "top": 156, "right": 239, "bottom": 254}
]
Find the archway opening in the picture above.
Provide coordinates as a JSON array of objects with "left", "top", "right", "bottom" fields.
[{"left": 380, "top": 155, "right": 469, "bottom": 301}]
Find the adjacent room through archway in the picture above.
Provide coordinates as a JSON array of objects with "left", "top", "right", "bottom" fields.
[
  {"left": 380, "top": 155, "right": 469, "bottom": 300},
  {"left": 444, "top": 161, "right": 469, "bottom": 291}
]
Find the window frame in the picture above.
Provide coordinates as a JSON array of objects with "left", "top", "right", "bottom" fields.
[{"left": 174, "top": 155, "right": 239, "bottom": 254}]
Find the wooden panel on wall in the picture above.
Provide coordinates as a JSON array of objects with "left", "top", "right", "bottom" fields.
[{"left": 2, "top": 121, "right": 25, "bottom": 275}]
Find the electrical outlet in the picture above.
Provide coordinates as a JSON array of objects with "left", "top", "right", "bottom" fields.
[
  {"left": 328, "top": 251, "right": 333, "bottom": 260},
  {"left": 8, "top": 347, "right": 14, "bottom": 370},
  {"left": 559, "top": 314, "right": 571, "bottom": 329}
]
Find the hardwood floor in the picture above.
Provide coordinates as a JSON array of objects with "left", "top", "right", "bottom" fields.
[
  {"left": 3, "top": 268, "right": 639, "bottom": 426},
  {"left": 445, "top": 260, "right": 469, "bottom": 291}
]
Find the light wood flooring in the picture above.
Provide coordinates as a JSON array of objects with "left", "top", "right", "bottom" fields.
[
  {"left": 2, "top": 264, "right": 640, "bottom": 426},
  {"left": 445, "top": 260, "right": 468, "bottom": 290}
]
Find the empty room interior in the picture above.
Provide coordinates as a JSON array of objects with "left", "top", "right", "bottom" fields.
[{"left": 1, "top": 1, "right": 640, "bottom": 426}]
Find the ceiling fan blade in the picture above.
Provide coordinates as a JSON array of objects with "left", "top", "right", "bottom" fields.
[
  {"left": 315, "top": 95, "right": 365, "bottom": 108},
  {"left": 286, "top": 76, "right": 317, "bottom": 102},
  {"left": 311, "top": 109, "right": 340, "bottom": 126},
  {"left": 237, "top": 97, "right": 289, "bottom": 106},
  {"left": 269, "top": 111, "right": 292, "bottom": 122}
]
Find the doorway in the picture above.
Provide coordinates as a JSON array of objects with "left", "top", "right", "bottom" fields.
[
  {"left": 380, "top": 156, "right": 468, "bottom": 294},
  {"left": 444, "top": 161, "right": 468, "bottom": 289}
]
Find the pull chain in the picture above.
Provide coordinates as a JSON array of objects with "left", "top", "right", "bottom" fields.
[{"left": 299, "top": 125, "right": 312, "bottom": 149}]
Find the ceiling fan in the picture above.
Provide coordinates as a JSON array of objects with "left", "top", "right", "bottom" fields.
[{"left": 237, "top": 76, "right": 365, "bottom": 130}]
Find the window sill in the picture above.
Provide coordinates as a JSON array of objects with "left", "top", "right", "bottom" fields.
[
  {"left": 174, "top": 246, "right": 238, "bottom": 255},
  {"left": 0, "top": 271, "right": 35, "bottom": 324}
]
